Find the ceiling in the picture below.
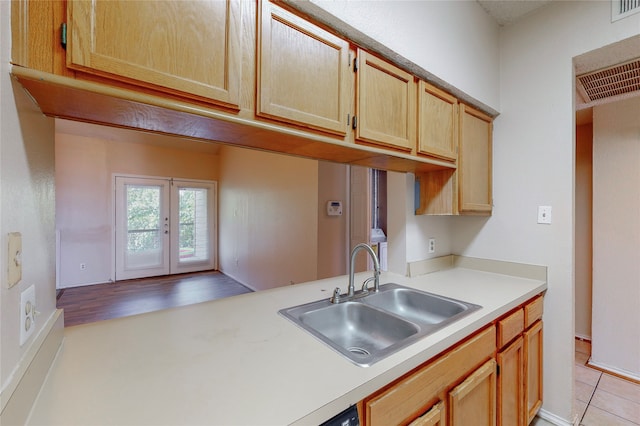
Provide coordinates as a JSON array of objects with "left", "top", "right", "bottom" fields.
[
  {"left": 477, "top": 0, "right": 553, "bottom": 26},
  {"left": 479, "top": 1, "right": 640, "bottom": 125}
]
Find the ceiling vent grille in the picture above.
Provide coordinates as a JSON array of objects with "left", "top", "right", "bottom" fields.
[
  {"left": 577, "top": 59, "right": 640, "bottom": 103},
  {"left": 612, "top": 0, "right": 640, "bottom": 21}
]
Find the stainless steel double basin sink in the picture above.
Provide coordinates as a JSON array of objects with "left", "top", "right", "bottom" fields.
[{"left": 279, "top": 283, "right": 481, "bottom": 367}]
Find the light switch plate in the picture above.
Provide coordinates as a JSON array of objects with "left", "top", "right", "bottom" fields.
[
  {"left": 537, "top": 206, "right": 552, "bottom": 224},
  {"left": 8, "top": 232, "right": 22, "bottom": 288}
]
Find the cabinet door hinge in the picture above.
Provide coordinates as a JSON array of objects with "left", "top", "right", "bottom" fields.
[
  {"left": 60, "top": 23, "right": 67, "bottom": 49},
  {"left": 496, "top": 363, "right": 500, "bottom": 376},
  {"left": 352, "top": 115, "right": 357, "bottom": 129},
  {"left": 353, "top": 57, "right": 358, "bottom": 72}
]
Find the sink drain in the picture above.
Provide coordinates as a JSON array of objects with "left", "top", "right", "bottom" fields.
[{"left": 347, "top": 347, "right": 370, "bottom": 356}]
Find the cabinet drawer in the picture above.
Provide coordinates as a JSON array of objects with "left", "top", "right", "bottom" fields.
[
  {"left": 364, "top": 326, "right": 496, "bottom": 426},
  {"left": 497, "top": 309, "right": 524, "bottom": 348},
  {"left": 525, "top": 296, "right": 543, "bottom": 328}
]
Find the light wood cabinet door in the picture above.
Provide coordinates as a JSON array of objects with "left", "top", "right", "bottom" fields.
[
  {"left": 449, "top": 359, "right": 497, "bottom": 426},
  {"left": 67, "top": 0, "right": 242, "bottom": 107},
  {"left": 524, "top": 320, "right": 543, "bottom": 424},
  {"left": 497, "top": 337, "right": 525, "bottom": 426},
  {"left": 418, "top": 81, "right": 458, "bottom": 161},
  {"left": 356, "top": 49, "right": 416, "bottom": 151},
  {"left": 364, "top": 326, "right": 496, "bottom": 426},
  {"left": 408, "top": 402, "right": 445, "bottom": 426},
  {"left": 257, "top": 1, "right": 350, "bottom": 135},
  {"left": 458, "top": 104, "right": 492, "bottom": 215}
]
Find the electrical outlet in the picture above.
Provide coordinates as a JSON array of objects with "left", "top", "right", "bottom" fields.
[
  {"left": 80, "top": 263, "right": 86, "bottom": 270},
  {"left": 428, "top": 238, "right": 436, "bottom": 254},
  {"left": 20, "top": 285, "right": 36, "bottom": 346}
]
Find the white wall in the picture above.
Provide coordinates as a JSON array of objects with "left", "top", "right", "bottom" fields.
[
  {"left": 592, "top": 96, "right": 640, "bottom": 380},
  {"left": 1, "top": 0, "right": 57, "bottom": 412},
  {"left": 452, "top": 2, "right": 640, "bottom": 422},
  {"left": 575, "top": 123, "right": 593, "bottom": 340},
  {"left": 55, "top": 130, "right": 220, "bottom": 288},
  {"left": 386, "top": 172, "right": 455, "bottom": 274},
  {"left": 218, "top": 146, "right": 319, "bottom": 291}
]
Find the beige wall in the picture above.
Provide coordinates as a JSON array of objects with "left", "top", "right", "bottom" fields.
[
  {"left": 55, "top": 129, "right": 220, "bottom": 287},
  {"left": 218, "top": 146, "right": 318, "bottom": 291},
  {"left": 575, "top": 123, "right": 593, "bottom": 340},
  {"left": 1, "top": 0, "right": 58, "bottom": 417},
  {"left": 592, "top": 96, "right": 640, "bottom": 380},
  {"left": 317, "top": 161, "right": 348, "bottom": 279}
]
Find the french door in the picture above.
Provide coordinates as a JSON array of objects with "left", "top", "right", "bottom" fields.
[{"left": 115, "top": 176, "right": 217, "bottom": 281}]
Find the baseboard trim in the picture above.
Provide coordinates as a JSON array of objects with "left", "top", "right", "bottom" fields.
[
  {"left": 0, "top": 309, "right": 64, "bottom": 425},
  {"left": 575, "top": 333, "right": 591, "bottom": 342},
  {"left": 587, "top": 360, "right": 640, "bottom": 384},
  {"left": 536, "top": 408, "right": 574, "bottom": 426}
]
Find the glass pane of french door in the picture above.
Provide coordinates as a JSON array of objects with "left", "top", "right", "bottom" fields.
[
  {"left": 115, "top": 177, "right": 170, "bottom": 280},
  {"left": 170, "top": 181, "right": 217, "bottom": 274}
]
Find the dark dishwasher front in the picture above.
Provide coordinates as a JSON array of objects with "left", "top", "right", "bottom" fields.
[{"left": 320, "top": 404, "right": 359, "bottom": 426}]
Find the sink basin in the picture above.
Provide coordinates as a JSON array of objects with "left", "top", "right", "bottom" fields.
[
  {"left": 279, "top": 283, "right": 481, "bottom": 367},
  {"left": 282, "top": 300, "right": 419, "bottom": 366},
  {"left": 363, "top": 286, "right": 476, "bottom": 327}
]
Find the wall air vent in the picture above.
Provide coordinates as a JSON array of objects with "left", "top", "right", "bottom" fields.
[
  {"left": 612, "top": 0, "right": 640, "bottom": 21},
  {"left": 577, "top": 59, "right": 640, "bottom": 104}
]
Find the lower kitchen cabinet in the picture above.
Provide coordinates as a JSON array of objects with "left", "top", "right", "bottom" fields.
[
  {"left": 361, "top": 326, "right": 496, "bottom": 426},
  {"left": 525, "top": 320, "right": 543, "bottom": 423},
  {"left": 359, "top": 294, "right": 544, "bottom": 426},
  {"left": 496, "top": 296, "right": 544, "bottom": 426},
  {"left": 449, "top": 359, "right": 497, "bottom": 426},
  {"left": 497, "top": 336, "right": 525, "bottom": 426}
]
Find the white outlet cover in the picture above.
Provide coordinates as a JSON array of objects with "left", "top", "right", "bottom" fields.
[
  {"left": 537, "top": 206, "right": 552, "bottom": 224},
  {"left": 20, "top": 285, "right": 36, "bottom": 346}
]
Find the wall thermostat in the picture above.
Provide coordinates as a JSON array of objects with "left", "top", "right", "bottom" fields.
[{"left": 326, "top": 200, "right": 343, "bottom": 216}]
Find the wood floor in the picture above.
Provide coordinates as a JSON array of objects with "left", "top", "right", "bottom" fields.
[{"left": 57, "top": 271, "right": 253, "bottom": 327}]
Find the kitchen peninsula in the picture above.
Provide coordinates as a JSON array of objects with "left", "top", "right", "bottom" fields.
[{"left": 26, "top": 257, "right": 546, "bottom": 425}]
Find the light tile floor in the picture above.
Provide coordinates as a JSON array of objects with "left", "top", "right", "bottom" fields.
[
  {"left": 574, "top": 339, "right": 640, "bottom": 425},
  {"left": 530, "top": 339, "right": 640, "bottom": 426}
]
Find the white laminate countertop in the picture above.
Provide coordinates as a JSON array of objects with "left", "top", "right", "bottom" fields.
[{"left": 27, "top": 265, "right": 546, "bottom": 426}]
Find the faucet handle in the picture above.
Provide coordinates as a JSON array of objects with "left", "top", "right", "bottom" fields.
[
  {"left": 361, "top": 277, "right": 374, "bottom": 293},
  {"left": 330, "top": 287, "right": 342, "bottom": 303}
]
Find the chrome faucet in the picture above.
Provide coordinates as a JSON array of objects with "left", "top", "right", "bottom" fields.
[{"left": 331, "top": 243, "right": 380, "bottom": 303}]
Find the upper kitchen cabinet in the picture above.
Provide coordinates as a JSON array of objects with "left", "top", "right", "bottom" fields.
[
  {"left": 418, "top": 81, "right": 458, "bottom": 162},
  {"left": 355, "top": 49, "right": 416, "bottom": 151},
  {"left": 458, "top": 104, "right": 493, "bottom": 215},
  {"left": 67, "top": 0, "right": 242, "bottom": 108},
  {"left": 257, "top": 1, "right": 351, "bottom": 135}
]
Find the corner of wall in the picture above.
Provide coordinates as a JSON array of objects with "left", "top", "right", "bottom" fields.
[{"left": 0, "top": 310, "right": 64, "bottom": 425}]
